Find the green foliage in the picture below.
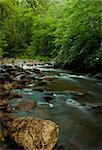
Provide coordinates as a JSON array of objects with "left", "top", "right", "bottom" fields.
[
  {"left": 29, "top": 0, "right": 62, "bottom": 57},
  {"left": 4, "top": 7, "right": 33, "bottom": 57},
  {"left": 0, "top": 0, "right": 14, "bottom": 19},
  {"left": 0, "top": 31, "right": 7, "bottom": 57},
  {"left": 30, "top": 14, "right": 57, "bottom": 57},
  {"left": 84, "top": 44, "right": 102, "bottom": 68},
  {"left": 0, "top": 0, "right": 33, "bottom": 57},
  {"left": 0, "top": 0, "right": 102, "bottom": 72},
  {"left": 54, "top": 0, "right": 102, "bottom": 70}
]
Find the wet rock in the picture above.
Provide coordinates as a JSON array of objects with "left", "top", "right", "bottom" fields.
[
  {"left": 44, "top": 91, "right": 53, "bottom": 95},
  {"left": 0, "top": 66, "right": 12, "bottom": 82},
  {"left": 0, "top": 101, "right": 13, "bottom": 113},
  {"left": 51, "top": 62, "right": 60, "bottom": 69},
  {"left": 10, "top": 94, "right": 22, "bottom": 99},
  {"left": 14, "top": 71, "right": 24, "bottom": 78},
  {"left": 5, "top": 107, "right": 13, "bottom": 113},
  {"left": 27, "top": 83, "right": 35, "bottom": 88},
  {"left": 10, "top": 70, "right": 16, "bottom": 76},
  {"left": 19, "top": 79, "right": 31, "bottom": 85},
  {"left": 0, "top": 133, "right": 4, "bottom": 142},
  {"left": 0, "top": 68, "right": 6, "bottom": 74},
  {"left": 0, "top": 101, "right": 8, "bottom": 111},
  {"left": 66, "top": 98, "right": 81, "bottom": 108},
  {"left": 0, "top": 127, "right": 4, "bottom": 142},
  {"left": 0, "top": 113, "right": 14, "bottom": 130},
  {"left": 27, "top": 74, "right": 38, "bottom": 80},
  {"left": 88, "top": 103, "right": 102, "bottom": 113},
  {"left": 16, "top": 101, "right": 37, "bottom": 110},
  {"left": 33, "top": 68, "right": 41, "bottom": 74},
  {"left": 26, "top": 63, "right": 34, "bottom": 66},
  {"left": 6, "top": 67, "right": 17, "bottom": 74},
  {"left": 2, "top": 64, "right": 14, "bottom": 70},
  {"left": 44, "top": 63, "right": 54, "bottom": 68},
  {"left": 38, "top": 102, "right": 54, "bottom": 108},
  {"left": 0, "top": 64, "right": 6, "bottom": 69},
  {"left": 33, "top": 87, "right": 44, "bottom": 92},
  {"left": 4, "top": 83, "right": 13, "bottom": 90},
  {"left": 12, "top": 83, "right": 24, "bottom": 89},
  {"left": 0, "top": 76, "right": 5, "bottom": 84},
  {"left": 44, "top": 95, "right": 54, "bottom": 103},
  {"left": 0, "top": 72, "right": 9, "bottom": 80},
  {"left": 3, "top": 117, "right": 59, "bottom": 150},
  {"left": 63, "top": 90, "right": 87, "bottom": 98},
  {"left": 36, "top": 80, "right": 48, "bottom": 86},
  {"left": 16, "top": 74, "right": 26, "bottom": 81},
  {"left": 23, "top": 88, "right": 33, "bottom": 92},
  {"left": 41, "top": 76, "right": 53, "bottom": 81},
  {"left": 43, "top": 91, "right": 54, "bottom": 103},
  {"left": 0, "top": 87, "right": 10, "bottom": 100},
  {"left": 94, "top": 73, "right": 102, "bottom": 80}
]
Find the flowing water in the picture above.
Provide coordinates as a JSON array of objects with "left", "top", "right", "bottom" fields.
[{"left": 1, "top": 66, "right": 102, "bottom": 150}]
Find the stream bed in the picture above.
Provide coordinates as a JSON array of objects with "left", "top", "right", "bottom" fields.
[{"left": 0, "top": 61, "right": 102, "bottom": 150}]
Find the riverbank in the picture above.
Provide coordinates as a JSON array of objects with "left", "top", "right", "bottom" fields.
[{"left": 1, "top": 58, "right": 102, "bottom": 78}]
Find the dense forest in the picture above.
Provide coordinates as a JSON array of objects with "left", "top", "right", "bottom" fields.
[{"left": 0, "top": 0, "right": 102, "bottom": 73}]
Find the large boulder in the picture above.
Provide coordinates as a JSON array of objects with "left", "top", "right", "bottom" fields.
[{"left": 7, "top": 117, "right": 59, "bottom": 150}]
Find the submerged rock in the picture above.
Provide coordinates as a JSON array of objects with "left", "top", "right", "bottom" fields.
[
  {"left": 2, "top": 117, "right": 59, "bottom": 150},
  {"left": 16, "top": 101, "right": 37, "bottom": 110}
]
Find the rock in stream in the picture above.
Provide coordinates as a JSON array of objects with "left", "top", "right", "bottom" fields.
[{"left": 1, "top": 116, "right": 59, "bottom": 150}]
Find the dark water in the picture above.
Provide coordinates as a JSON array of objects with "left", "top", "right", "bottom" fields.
[{"left": 1, "top": 67, "right": 102, "bottom": 150}]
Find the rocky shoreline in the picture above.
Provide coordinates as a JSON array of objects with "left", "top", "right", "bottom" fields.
[{"left": 0, "top": 59, "right": 59, "bottom": 150}]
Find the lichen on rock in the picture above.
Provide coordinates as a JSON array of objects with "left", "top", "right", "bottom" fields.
[{"left": 7, "top": 117, "right": 59, "bottom": 150}]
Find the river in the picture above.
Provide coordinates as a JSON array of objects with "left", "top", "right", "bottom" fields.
[{"left": 0, "top": 62, "right": 102, "bottom": 150}]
